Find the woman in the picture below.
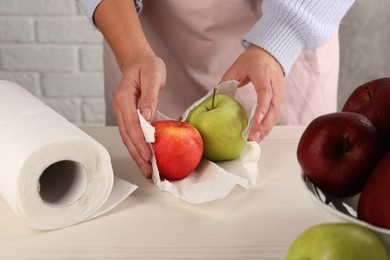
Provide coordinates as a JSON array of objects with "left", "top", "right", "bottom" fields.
[{"left": 79, "top": 0, "right": 354, "bottom": 177}]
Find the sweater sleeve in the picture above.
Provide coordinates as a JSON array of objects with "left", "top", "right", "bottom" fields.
[
  {"left": 78, "top": 0, "right": 143, "bottom": 25},
  {"left": 243, "top": 0, "right": 355, "bottom": 75}
]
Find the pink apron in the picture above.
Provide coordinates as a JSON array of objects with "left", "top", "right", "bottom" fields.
[{"left": 103, "top": 0, "right": 339, "bottom": 125}]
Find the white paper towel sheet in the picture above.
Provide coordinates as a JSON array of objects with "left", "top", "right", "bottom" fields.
[
  {"left": 139, "top": 80, "right": 261, "bottom": 204},
  {"left": 0, "top": 80, "right": 137, "bottom": 230}
]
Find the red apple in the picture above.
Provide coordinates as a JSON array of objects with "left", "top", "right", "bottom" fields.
[
  {"left": 297, "top": 112, "right": 385, "bottom": 197},
  {"left": 152, "top": 120, "right": 203, "bottom": 181},
  {"left": 342, "top": 77, "right": 390, "bottom": 149},
  {"left": 358, "top": 152, "right": 390, "bottom": 229}
]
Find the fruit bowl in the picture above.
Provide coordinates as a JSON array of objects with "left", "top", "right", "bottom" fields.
[{"left": 302, "top": 174, "right": 390, "bottom": 252}]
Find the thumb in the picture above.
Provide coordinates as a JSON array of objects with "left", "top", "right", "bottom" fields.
[
  {"left": 138, "top": 88, "right": 159, "bottom": 122},
  {"left": 219, "top": 66, "right": 249, "bottom": 88},
  {"left": 138, "top": 78, "right": 165, "bottom": 122},
  {"left": 138, "top": 56, "right": 166, "bottom": 122}
]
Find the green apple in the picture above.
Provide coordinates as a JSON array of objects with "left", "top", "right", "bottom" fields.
[
  {"left": 186, "top": 90, "right": 248, "bottom": 161},
  {"left": 286, "top": 223, "right": 388, "bottom": 260}
]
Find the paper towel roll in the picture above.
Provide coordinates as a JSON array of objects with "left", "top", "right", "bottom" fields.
[{"left": 0, "top": 80, "right": 136, "bottom": 230}]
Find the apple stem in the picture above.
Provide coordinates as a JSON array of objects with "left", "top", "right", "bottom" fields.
[
  {"left": 211, "top": 88, "right": 216, "bottom": 110},
  {"left": 364, "top": 84, "right": 373, "bottom": 99},
  {"left": 177, "top": 116, "right": 183, "bottom": 127},
  {"left": 342, "top": 134, "right": 350, "bottom": 154}
]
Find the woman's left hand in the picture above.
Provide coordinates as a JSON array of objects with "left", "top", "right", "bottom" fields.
[{"left": 220, "top": 45, "right": 285, "bottom": 143}]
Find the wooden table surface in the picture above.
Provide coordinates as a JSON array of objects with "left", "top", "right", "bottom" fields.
[{"left": 0, "top": 126, "right": 325, "bottom": 259}]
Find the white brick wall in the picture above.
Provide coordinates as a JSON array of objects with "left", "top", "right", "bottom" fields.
[{"left": 0, "top": 0, "right": 105, "bottom": 126}]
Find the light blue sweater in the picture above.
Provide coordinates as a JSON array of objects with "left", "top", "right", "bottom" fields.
[{"left": 79, "top": 0, "right": 354, "bottom": 75}]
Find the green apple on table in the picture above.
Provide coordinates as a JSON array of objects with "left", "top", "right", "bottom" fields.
[
  {"left": 286, "top": 223, "right": 389, "bottom": 260},
  {"left": 186, "top": 89, "right": 248, "bottom": 161}
]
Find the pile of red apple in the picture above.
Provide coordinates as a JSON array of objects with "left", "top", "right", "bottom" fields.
[{"left": 297, "top": 77, "right": 390, "bottom": 229}]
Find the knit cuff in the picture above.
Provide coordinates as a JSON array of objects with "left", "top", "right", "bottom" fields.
[
  {"left": 243, "top": 14, "right": 305, "bottom": 76},
  {"left": 243, "top": 0, "right": 354, "bottom": 75}
]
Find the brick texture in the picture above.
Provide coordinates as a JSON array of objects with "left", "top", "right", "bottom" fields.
[{"left": 0, "top": 1, "right": 104, "bottom": 126}]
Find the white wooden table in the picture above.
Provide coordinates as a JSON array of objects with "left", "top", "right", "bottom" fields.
[{"left": 0, "top": 126, "right": 325, "bottom": 259}]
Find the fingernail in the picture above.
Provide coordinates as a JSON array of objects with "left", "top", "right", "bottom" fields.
[
  {"left": 252, "top": 132, "right": 261, "bottom": 143},
  {"left": 141, "top": 109, "right": 151, "bottom": 121},
  {"left": 145, "top": 171, "right": 152, "bottom": 179},
  {"left": 138, "top": 160, "right": 151, "bottom": 177},
  {"left": 257, "top": 113, "right": 264, "bottom": 124},
  {"left": 140, "top": 165, "right": 149, "bottom": 177},
  {"left": 145, "top": 166, "right": 153, "bottom": 179},
  {"left": 140, "top": 150, "right": 149, "bottom": 162}
]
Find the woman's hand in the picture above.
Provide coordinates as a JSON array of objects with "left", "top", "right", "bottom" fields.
[
  {"left": 221, "top": 45, "right": 284, "bottom": 142},
  {"left": 94, "top": 0, "right": 166, "bottom": 178},
  {"left": 113, "top": 54, "right": 166, "bottom": 178}
]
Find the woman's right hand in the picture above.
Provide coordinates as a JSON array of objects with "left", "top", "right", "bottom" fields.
[
  {"left": 94, "top": 0, "right": 166, "bottom": 178},
  {"left": 112, "top": 54, "right": 166, "bottom": 178}
]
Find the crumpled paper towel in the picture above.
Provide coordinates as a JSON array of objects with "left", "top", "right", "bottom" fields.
[
  {"left": 139, "top": 80, "right": 261, "bottom": 204},
  {"left": 0, "top": 80, "right": 137, "bottom": 230}
]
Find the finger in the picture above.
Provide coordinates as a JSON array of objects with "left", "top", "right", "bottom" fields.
[
  {"left": 138, "top": 60, "right": 166, "bottom": 122},
  {"left": 248, "top": 103, "right": 279, "bottom": 143},
  {"left": 114, "top": 100, "right": 153, "bottom": 178},
  {"left": 113, "top": 87, "right": 153, "bottom": 178},
  {"left": 245, "top": 66, "right": 277, "bottom": 142},
  {"left": 249, "top": 78, "right": 283, "bottom": 143},
  {"left": 252, "top": 73, "right": 273, "bottom": 123}
]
